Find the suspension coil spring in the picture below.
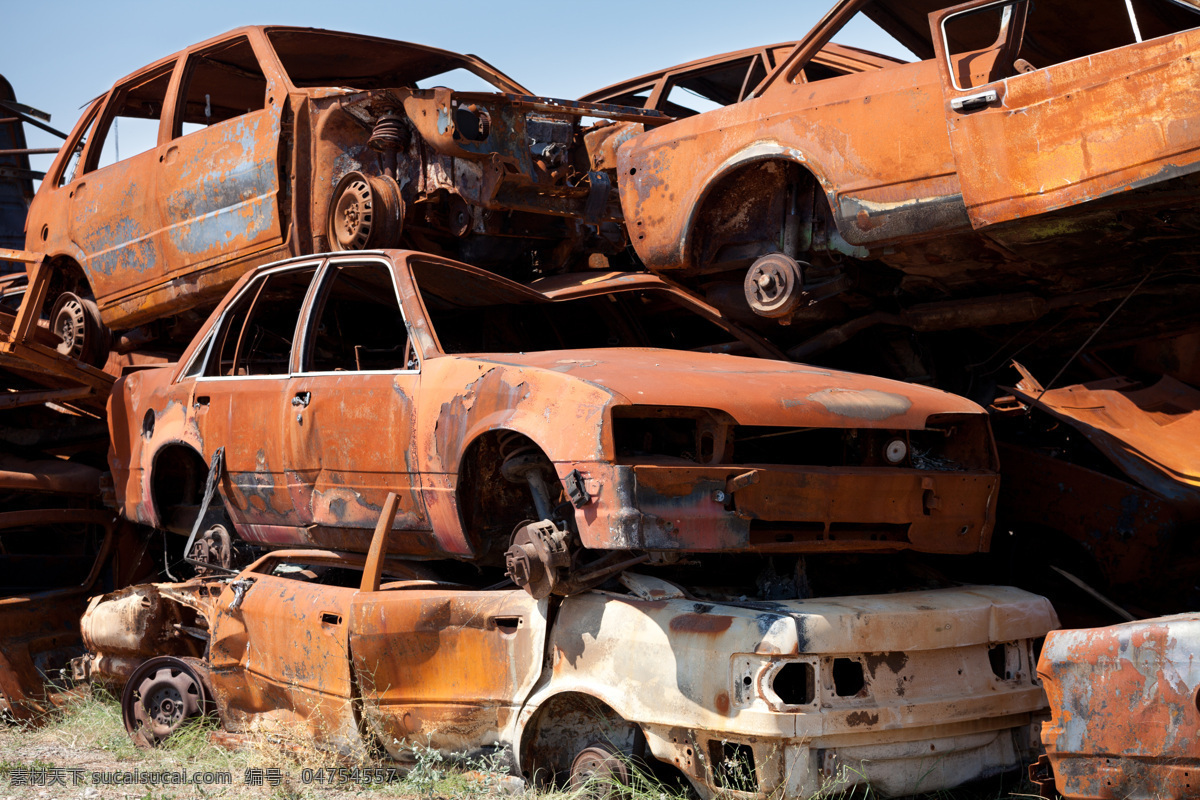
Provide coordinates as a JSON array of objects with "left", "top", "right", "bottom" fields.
[
  {"left": 369, "top": 114, "right": 409, "bottom": 152},
  {"left": 498, "top": 431, "right": 540, "bottom": 477}
]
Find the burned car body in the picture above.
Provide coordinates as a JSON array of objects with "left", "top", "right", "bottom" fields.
[
  {"left": 613, "top": 0, "right": 1200, "bottom": 368},
  {"left": 107, "top": 248, "right": 1002, "bottom": 593},
  {"left": 82, "top": 539, "right": 1058, "bottom": 798},
  {"left": 986, "top": 364, "right": 1200, "bottom": 614},
  {"left": 1037, "top": 614, "right": 1200, "bottom": 799},
  {"left": 25, "top": 26, "right": 661, "bottom": 364}
]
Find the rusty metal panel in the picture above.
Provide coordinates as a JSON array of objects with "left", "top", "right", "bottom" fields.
[
  {"left": 932, "top": 3, "right": 1200, "bottom": 228},
  {"left": 1039, "top": 615, "right": 1200, "bottom": 799},
  {"left": 995, "top": 441, "right": 1189, "bottom": 588},
  {"left": 351, "top": 588, "right": 548, "bottom": 758},
  {"left": 207, "top": 564, "right": 361, "bottom": 752},
  {"left": 0, "top": 509, "right": 117, "bottom": 720},
  {"left": 1010, "top": 375, "right": 1200, "bottom": 512}
]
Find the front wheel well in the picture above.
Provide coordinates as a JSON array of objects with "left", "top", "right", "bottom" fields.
[
  {"left": 519, "top": 692, "right": 644, "bottom": 787},
  {"left": 456, "top": 430, "right": 555, "bottom": 562}
]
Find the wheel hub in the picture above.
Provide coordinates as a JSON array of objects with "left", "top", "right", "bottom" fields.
[{"left": 744, "top": 253, "right": 805, "bottom": 319}]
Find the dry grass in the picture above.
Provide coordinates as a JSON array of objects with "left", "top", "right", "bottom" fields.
[{"left": 0, "top": 689, "right": 1044, "bottom": 800}]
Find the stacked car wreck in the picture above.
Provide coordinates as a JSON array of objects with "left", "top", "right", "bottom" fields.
[{"left": 6, "top": 1, "right": 1200, "bottom": 797}]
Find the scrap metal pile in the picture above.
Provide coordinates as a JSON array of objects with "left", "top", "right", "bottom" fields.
[{"left": 4, "top": 1, "right": 1200, "bottom": 796}]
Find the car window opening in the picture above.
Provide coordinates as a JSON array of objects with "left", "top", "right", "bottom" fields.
[
  {"left": 207, "top": 267, "right": 315, "bottom": 377},
  {"left": 89, "top": 69, "right": 173, "bottom": 172},
  {"left": 177, "top": 37, "right": 268, "bottom": 137},
  {"left": 661, "top": 57, "right": 766, "bottom": 117},
  {"left": 306, "top": 263, "right": 411, "bottom": 372},
  {"left": 419, "top": 285, "right": 748, "bottom": 356}
]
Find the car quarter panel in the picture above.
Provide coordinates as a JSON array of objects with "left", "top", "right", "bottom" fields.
[
  {"left": 617, "top": 59, "right": 964, "bottom": 273},
  {"left": 1038, "top": 614, "right": 1200, "bottom": 800}
]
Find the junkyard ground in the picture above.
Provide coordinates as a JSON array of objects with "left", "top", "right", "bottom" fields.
[{"left": 0, "top": 690, "right": 1044, "bottom": 800}]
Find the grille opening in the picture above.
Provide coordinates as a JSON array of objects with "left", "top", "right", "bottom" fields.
[
  {"left": 772, "top": 662, "right": 815, "bottom": 705},
  {"left": 709, "top": 741, "right": 757, "bottom": 792},
  {"left": 989, "top": 644, "right": 1009, "bottom": 680},
  {"left": 832, "top": 658, "right": 866, "bottom": 697}
]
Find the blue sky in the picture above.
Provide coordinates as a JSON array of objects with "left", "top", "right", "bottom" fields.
[{"left": 5, "top": 0, "right": 912, "bottom": 181}]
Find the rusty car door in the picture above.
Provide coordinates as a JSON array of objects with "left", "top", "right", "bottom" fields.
[
  {"left": 931, "top": 0, "right": 1200, "bottom": 228},
  {"left": 67, "top": 63, "right": 176, "bottom": 307},
  {"left": 206, "top": 561, "right": 360, "bottom": 750},
  {"left": 192, "top": 262, "right": 319, "bottom": 543},
  {"left": 156, "top": 34, "right": 284, "bottom": 277},
  {"left": 283, "top": 256, "right": 428, "bottom": 552},
  {"left": 349, "top": 587, "right": 548, "bottom": 758}
]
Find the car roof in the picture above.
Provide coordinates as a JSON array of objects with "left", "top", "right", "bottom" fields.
[
  {"left": 580, "top": 41, "right": 901, "bottom": 106},
  {"left": 94, "top": 25, "right": 531, "bottom": 99}
]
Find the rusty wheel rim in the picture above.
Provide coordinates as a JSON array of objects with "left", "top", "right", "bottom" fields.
[
  {"left": 330, "top": 177, "right": 374, "bottom": 250},
  {"left": 121, "top": 657, "right": 208, "bottom": 746},
  {"left": 50, "top": 294, "right": 88, "bottom": 360},
  {"left": 568, "top": 743, "right": 629, "bottom": 799}
]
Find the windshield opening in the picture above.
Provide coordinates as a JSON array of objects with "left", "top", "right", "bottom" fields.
[
  {"left": 411, "top": 261, "right": 764, "bottom": 356},
  {"left": 266, "top": 30, "right": 516, "bottom": 92}
]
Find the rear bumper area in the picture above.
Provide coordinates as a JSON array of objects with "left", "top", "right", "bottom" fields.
[
  {"left": 574, "top": 463, "right": 997, "bottom": 553},
  {"left": 641, "top": 713, "right": 1039, "bottom": 800}
]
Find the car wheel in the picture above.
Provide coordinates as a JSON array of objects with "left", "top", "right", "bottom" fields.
[
  {"left": 569, "top": 742, "right": 630, "bottom": 799},
  {"left": 121, "top": 656, "right": 212, "bottom": 746},
  {"left": 49, "top": 291, "right": 109, "bottom": 367},
  {"left": 326, "top": 171, "right": 404, "bottom": 251}
]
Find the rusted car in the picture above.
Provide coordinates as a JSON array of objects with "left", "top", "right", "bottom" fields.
[
  {"left": 80, "top": 536, "right": 1057, "bottom": 798},
  {"left": 25, "top": 26, "right": 662, "bottom": 365},
  {"left": 613, "top": 0, "right": 1200, "bottom": 364},
  {"left": 1035, "top": 614, "right": 1200, "bottom": 799},
  {"left": 107, "top": 248, "right": 1002, "bottom": 593}
]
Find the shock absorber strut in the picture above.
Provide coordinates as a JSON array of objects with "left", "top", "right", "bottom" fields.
[{"left": 498, "top": 432, "right": 557, "bottom": 521}]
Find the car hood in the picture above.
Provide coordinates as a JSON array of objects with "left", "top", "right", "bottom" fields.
[{"left": 465, "top": 348, "right": 983, "bottom": 429}]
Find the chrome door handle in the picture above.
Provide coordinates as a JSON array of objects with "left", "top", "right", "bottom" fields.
[
  {"left": 291, "top": 392, "right": 311, "bottom": 408},
  {"left": 951, "top": 89, "right": 999, "bottom": 112}
]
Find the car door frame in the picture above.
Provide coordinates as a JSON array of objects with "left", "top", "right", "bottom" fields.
[
  {"left": 67, "top": 56, "right": 184, "bottom": 309},
  {"left": 155, "top": 32, "right": 288, "bottom": 279},
  {"left": 186, "top": 257, "right": 325, "bottom": 543},
  {"left": 206, "top": 550, "right": 362, "bottom": 752},
  {"left": 282, "top": 252, "right": 430, "bottom": 553}
]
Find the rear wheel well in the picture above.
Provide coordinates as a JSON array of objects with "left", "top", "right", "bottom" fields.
[
  {"left": 46, "top": 257, "right": 92, "bottom": 302},
  {"left": 150, "top": 445, "right": 210, "bottom": 534},
  {"left": 689, "top": 159, "right": 825, "bottom": 274}
]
